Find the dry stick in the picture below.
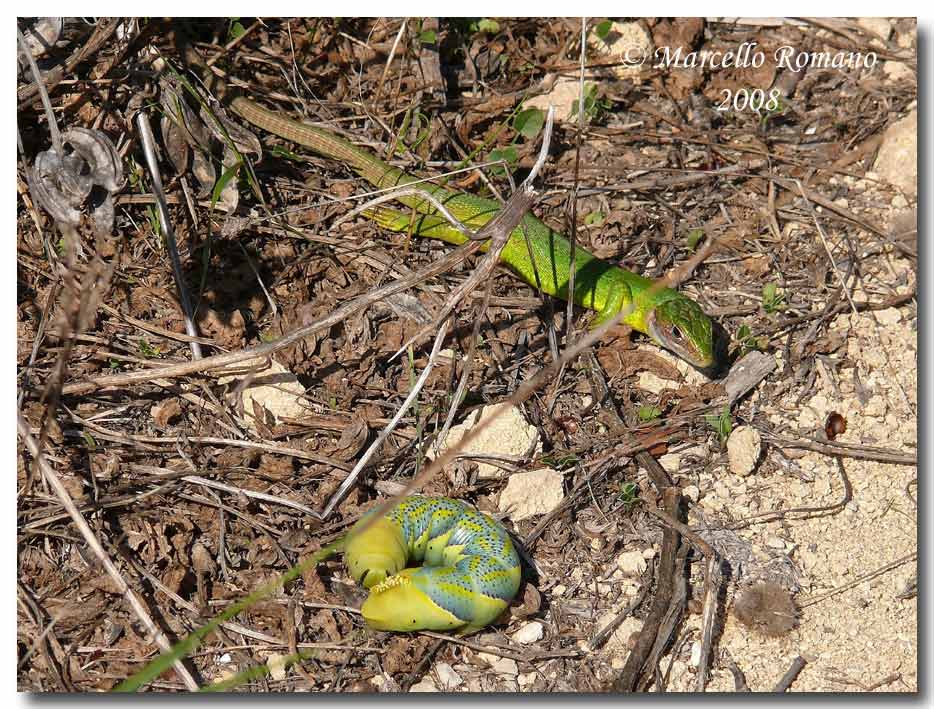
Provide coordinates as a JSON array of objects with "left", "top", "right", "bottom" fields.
[
  {"left": 722, "top": 651, "right": 751, "bottom": 692},
  {"left": 136, "top": 112, "right": 204, "bottom": 360},
  {"left": 434, "top": 106, "right": 557, "bottom": 445},
  {"left": 613, "top": 486, "right": 683, "bottom": 692},
  {"left": 61, "top": 239, "right": 484, "bottom": 396},
  {"left": 639, "top": 507, "right": 725, "bottom": 693},
  {"left": 694, "top": 555, "right": 723, "bottom": 692},
  {"left": 565, "top": 16, "right": 587, "bottom": 349},
  {"left": 798, "top": 552, "right": 917, "bottom": 609},
  {"left": 587, "top": 569, "right": 653, "bottom": 652},
  {"left": 773, "top": 655, "right": 808, "bottom": 692},
  {"left": 374, "top": 18, "right": 407, "bottom": 101},
  {"left": 763, "top": 434, "right": 915, "bottom": 466},
  {"left": 17, "top": 412, "right": 201, "bottom": 691},
  {"left": 64, "top": 415, "right": 354, "bottom": 470},
  {"left": 17, "top": 27, "right": 61, "bottom": 151}
]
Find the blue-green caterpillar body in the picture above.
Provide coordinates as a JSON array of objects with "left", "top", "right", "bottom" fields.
[{"left": 343, "top": 496, "right": 522, "bottom": 634}]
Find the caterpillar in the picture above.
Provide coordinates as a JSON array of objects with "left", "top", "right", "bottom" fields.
[{"left": 343, "top": 496, "right": 522, "bottom": 634}]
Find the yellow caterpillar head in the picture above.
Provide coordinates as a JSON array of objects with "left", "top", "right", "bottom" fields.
[{"left": 344, "top": 515, "right": 408, "bottom": 588}]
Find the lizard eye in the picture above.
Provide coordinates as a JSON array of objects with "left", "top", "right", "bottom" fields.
[{"left": 671, "top": 325, "right": 683, "bottom": 341}]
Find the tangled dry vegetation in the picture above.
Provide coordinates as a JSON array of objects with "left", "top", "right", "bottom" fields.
[{"left": 17, "top": 18, "right": 916, "bottom": 692}]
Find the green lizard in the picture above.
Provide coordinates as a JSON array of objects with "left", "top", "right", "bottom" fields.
[{"left": 230, "top": 96, "right": 715, "bottom": 369}]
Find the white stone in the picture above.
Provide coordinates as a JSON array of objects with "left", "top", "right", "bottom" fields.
[
  {"left": 875, "top": 307, "right": 903, "bottom": 327},
  {"left": 638, "top": 370, "right": 679, "bottom": 395},
  {"left": 409, "top": 678, "right": 439, "bottom": 692},
  {"left": 883, "top": 61, "right": 914, "bottom": 81},
  {"left": 727, "top": 426, "right": 762, "bottom": 476},
  {"left": 511, "top": 621, "right": 545, "bottom": 645},
  {"left": 218, "top": 357, "right": 307, "bottom": 433},
  {"left": 591, "top": 21, "right": 653, "bottom": 80},
  {"left": 616, "top": 550, "right": 648, "bottom": 576},
  {"left": 434, "top": 403, "right": 541, "bottom": 479},
  {"left": 434, "top": 662, "right": 463, "bottom": 691},
  {"left": 659, "top": 452, "right": 681, "bottom": 473},
  {"left": 766, "top": 535, "right": 786, "bottom": 550},
  {"left": 486, "top": 656, "right": 518, "bottom": 676},
  {"left": 682, "top": 484, "right": 700, "bottom": 501},
  {"left": 892, "top": 194, "right": 909, "bottom": 209},
  {"left": 524, "top": 77, "right": 585, "bottom": 124},
  {"left": 596, "top": 613, "right": 643, "bottom": 652},
  {"left": 857, "top": 17, "right": 892, "bottom": 40},
  {"left": 874, "top": 111, "right": 917, "bottom": 197},
  {"left": 498, "top": 468, "right": 564, "bottom": 520},
  {"left": 266, "top": 653, "right": 288, "bottom": 681}
]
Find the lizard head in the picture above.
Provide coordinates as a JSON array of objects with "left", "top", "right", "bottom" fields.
[{"left": 645, "top": 293, "right": 715, "bottom": 369}]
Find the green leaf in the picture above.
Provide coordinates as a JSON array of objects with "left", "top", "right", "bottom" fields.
[
  {"left": 638, "top": 404, "right": 662, "bottom": 422},
  {"left": 594, "top": 20, "right": 613, "bottom": 41},
  {"left": 618, "top": 481, "right": 640, "bottom": 509},
  {"left": 686, "top": 228, "right": 705, "bottom": 251},
  {"left": 704, "top": 405, "right": 733, "bottom": 443},
  {"left": 211, "top": 159, "right": 242, "bottom": 212},
  {"left": 584, "top": 210, "right": 606, "bottom": 227},
  {"left": 513, "top": 108, "right": 545, "bottom": 140},
  {"left": 762, "top": 282, "right": 785, "bottom": 314},
  {"left": 418, "top": 29, "right": 437, "bottom": 44},
  {"left": 227, "top": 19, "right": 246, "bottom": 42},
  {"left": 476, "top": 18, "right": 500, "bottom": 34},
  {"left": 488, "top": 146, "right": 518, "bottom": 175}
]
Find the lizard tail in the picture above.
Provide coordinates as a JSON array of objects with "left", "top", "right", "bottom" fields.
[{"left": 229, "top": 96, "right": 405, "bottom": 190}]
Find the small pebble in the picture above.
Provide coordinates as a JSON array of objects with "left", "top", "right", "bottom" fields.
[{"left": 511, "top": 621, "right": 545, "bottom": 645}]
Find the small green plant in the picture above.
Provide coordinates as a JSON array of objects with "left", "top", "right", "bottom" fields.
[
  {"left": 618, "top": 481, "right": 640, "bottom": 510},
  {"left": 488, "top": 145, "right": 518, "bottom": 175},
  {"left": 584, "top": 210, "right": 606, "bottom": 227},
  {"left": 570, "top": 83, "right": 611, "bottom": 124},
  {"left": 686, "top": 228, "right": 705, "bottom": 251},
  {"left": 637, "top": 404, "right": 662, "bottom": 422},
  {"left": 227, "top": 18, "right": 247, "bottom": 42},
  {"left": 418, "top": 28, "right": 437, "bottom": 44},
  {"left": 137, "top": 338, "right": 161, "bottom": 358},
  {"left": 512, "top": 107, "right": 545, "bottom": 141},
  {"left": 393, "top": 107, "right": 430, "bottom": 156},
  {"left": 471, "top": 18, "right": 500, "bottom": 34},
  {"left": 762, "top": 282, "right": 785, "bottom": 314},
  {"left": 736, "top": 324, "right": 768, "bottom": 356},
  {"left": 705, "top": 405, "right": 733, "bottom": 443},
  {"left": 593, "top": 20, "right": 613, "bottom": 42}
]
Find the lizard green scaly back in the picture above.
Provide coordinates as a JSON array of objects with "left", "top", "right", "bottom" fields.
[{"left": 230, "top": 96, "right": 716, "bottom": 369}]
